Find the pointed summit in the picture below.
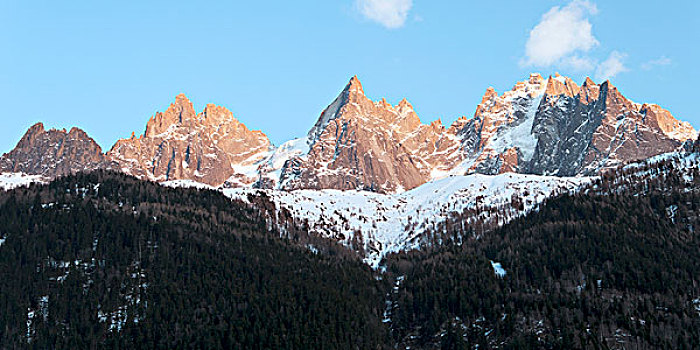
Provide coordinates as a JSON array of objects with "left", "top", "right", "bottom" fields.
[
  {"left": 545, "top": 73, "right": 579, "bottom": 97},
  {"left": 482, "top": 87, "right": 498, "bottom": 102},
  {"left": 109, "top": 95, "right": 272, "bottom": 187},
  {"left": 578, "top": 77, "right": 601, "bottom": 103},
  {"left": 174, "top": 93, "right": 191, "bottom": 104},
  {"left": 144, "top": 94, "right": 197, "bottom": 137},
  {"left": 529, "top": 73, "right": 544, "bottom": 84},
  {"left": 398, "top": 98, "right": 413, "bottom": 110},
  {"left": 346, "top": 76, "right": 364, "bottom": 95},
  {"left": 1, "top": 123, "right": 108, "bottom": 177}
]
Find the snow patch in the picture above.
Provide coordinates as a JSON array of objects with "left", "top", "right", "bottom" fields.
[
  {"left": 0, "top": 172, "right": 47, "bottom": 191},
  {"left": 223, "top": 173, "right": 591, "bottom": 268},
  {"left": 490, "top": 261, "right": 506, "bottom": 277}
]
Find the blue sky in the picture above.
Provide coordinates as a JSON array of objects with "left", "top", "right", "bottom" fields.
[{"left": 1, "top": 1, "right": 698, "bottom": 153}]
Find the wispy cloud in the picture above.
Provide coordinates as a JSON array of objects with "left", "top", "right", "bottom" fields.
[
  {"left": 595, "top": 51, "right": 628, "bottom": 81},
  {"left": 641, "top": 56, "right": 672, "bottom": 70},
  {"left": 521, "top": 1, "right": 630, "bottom": 80},
  {"left": 522, "top": 0, "right": 599, "bottom": 67},
  {"left": 356, "top": 0, "right": 413, "bottom": 29},
  {"left": 562, "top": 55, "right": 596, "bottom": 71}
]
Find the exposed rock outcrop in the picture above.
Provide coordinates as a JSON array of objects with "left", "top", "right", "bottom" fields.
[
  {"left": 271, "top": 77, "right": 463, "bottom": 193},
  {"left": 2, "top": 74, "right": 696, "bottom": 192},
  {"left": 0, "top": 123, "right": 111, "bottom": 177},
  {"left": 108, "top": 94, "right": 273, "bottom": 186}
]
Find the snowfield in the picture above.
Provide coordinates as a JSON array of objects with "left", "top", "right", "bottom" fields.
[
  {"left": 2, "top": 169, "right": 595, "bottom": 269},
  {"left": 222, "top": 173, "right": 592, "bottom": 267},
  {"left": 0, "top": 172, "right": 47, "bottom": 190}
]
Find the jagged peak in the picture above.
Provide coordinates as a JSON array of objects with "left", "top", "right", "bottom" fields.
[
  {"left": 380, "top": 97, "right": 391, "bottom": 109},
  {"left": 583, "top": 77, "right": 596, "bottom": 87},
  {"left": 27, "top": 122, "right": 45, "bottom": 134},
  {"left": 506, "top": 74, "right": 547, "bottom": 99},
  {"left": 600, "top": 79, "right": 616, "bottom": 91},
  {"left": 345, "top": 75, "right": 364, "bottom": 95},
  {"left": 545, "top": 73, "right": 580, "bottom": 97},
  {"left": 578, "top": 77, "right": 601, "bottom": 104},
  {"left": 68, "top": 127, "right": 85, "bottom": 135},
  {"left": 174, "top": 93, "right": 191, "bottom": 104},
  {"left": 528, "top": 73, "right": 545, "bottom": 84},
  {"left": 23, "top": 122, "right": 92, "bottom": 138},
  {"left": 429, "top": 118, "right": 444, "bottom": 129},
  {"left": 397, "top": 97, "right": 413, "bottom": 110},
  {"left": 482, "top": 87, "right": 498, "bottom": 102}
]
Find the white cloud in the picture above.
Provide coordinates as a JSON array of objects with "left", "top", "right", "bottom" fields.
[
  {"left": 356, "top": 0, "right": 413, "bottom": 29},
  {"left": 595, "top": 51, "right": 628, "bottom": 81},
  {"left": 561, "top": 55, "right": 596, "bottom": 71},
  {"left": 641, "top": 56, "right": 672, "bottom": 70},
  {"left": 522, "top": 1, "right": 631, "bottom": 81},
  {"left": 522, "top": 0, "right": 599, "bottom": 67}
]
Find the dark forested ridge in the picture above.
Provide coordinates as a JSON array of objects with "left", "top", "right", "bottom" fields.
[
  {"left": 0, "top": 171, "right": 388, "bottom": 349},
  {"left": 1, "top": 153, "right": 699, "bottom": 349},
  {"left": 384, "top": 154, "right": 700, "bottom": 349}
]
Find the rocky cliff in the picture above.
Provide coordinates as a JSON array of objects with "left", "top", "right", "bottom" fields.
[
  {"left": 107, "top": 94, "right": 273, "bottom": 186},
  {"left": 0, "top": 122, "right": 111, "bottom": 177},
  {"left": 2, "top": 74, "right": 696, "bottom": 193},
  {"left": 268, "top": 77, "right": 463, "bottom": 193}
]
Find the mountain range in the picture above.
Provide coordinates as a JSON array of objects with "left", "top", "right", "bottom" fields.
[
  {"left": 2, "top": 74, "right": 700, "bottom": 349},
  {"left": 2, "top": 73, "right": 697, "bottom": 194}
]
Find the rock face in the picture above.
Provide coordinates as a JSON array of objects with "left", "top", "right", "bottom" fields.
[
  {"left": 268, "top": 77, "right": 463, "bottom": 193},
  {"left": 451, "top": 73, "right": 549, "bottom": 175},
  {"left": 108, "top": 94, "right": 273, "bottom": 186},
  {"left": 450, "top": 73, "right": 698, "bottom": 177},
  {"left": 0, "top": 122, "right": 111, "bottom": 177},
  {"left": 2, "top": 74, "right": 696, "bottom": 191},
  {"left": 525, "top": 76, "right": 697, "bottom": 175},
  {"left": 264, "top": 74, "right": 696, "bottom": 193}
]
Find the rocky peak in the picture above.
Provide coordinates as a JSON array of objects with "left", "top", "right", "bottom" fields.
[
  {"left": 545, "top": 74, "right": 580, "bottom": 97},
  {"left": 272, "top": 76, "right": 461, "bottom": 193},
  {"left": 639, "top": 103, "right": 698, "bottom": 141},
  {"left": 108, "top": 94, "right": 273, "bottom": 186},
  {"left": 307, "top": 77, "right": 361, "bottom": 144},
  {"left": 529, "top": 73, "right": 544, "bottom": 85},
  {"left": 1, "top": 122, "right": 111, "bottom": 177},
  {"left": 144, "top": 93, "right": 197, "bottom": 138},
  {"left": 482, "top": 87, "right": 498, "bottom": 102},
  {"left": 579, "top": 77, "right": 600, "bottom": 103},
  {"left": 3, "top": 72, "right": 696, "bottom": 194},
  {"left": 347, "top": 75, "right": 364, "bottom": 95},
  {"left": 528, "top": 74, "right": 698, "bottom": 176}
]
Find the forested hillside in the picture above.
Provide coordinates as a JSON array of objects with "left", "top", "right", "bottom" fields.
[
  {"left": 384, "top": 154, "right": 700, "bottom": 349},
  {"left": 1, "top": 153, "right": 699, "bottom": 349},
  {"left": 0, "top": 171, "right": 388, "bottom": 349}
]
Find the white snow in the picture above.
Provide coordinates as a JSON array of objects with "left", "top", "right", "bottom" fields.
[
  {"left": 481, "top": 80, "right": 546, "bottom": 163},
  {"left": 160, "top": 179, "right": 216, "bottom": 190},
  {"left": 490, "top": 261, "right": 506, "bottom": 277},
  {"left": 0, "top": 172, "right": 47, "bottom": 190},
  {"left": 268, "top": 138, "right": 310, "bottom": 169},
  {"left": 223, "top": 173, "right": 591, "bottom": 267}
]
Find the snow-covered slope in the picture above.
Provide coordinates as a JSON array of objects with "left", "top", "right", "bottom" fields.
[
  {"left": 0, "top": 172, "right": 47, "bottom": 190},
  {"left": 583, "top": 150, "right": 700, "bottom": 196},
  {"left": 222, "top": 173, "right": 592, "bottom": 267}
]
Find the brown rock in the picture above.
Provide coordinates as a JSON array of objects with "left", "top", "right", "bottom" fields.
[
  {"left": 0, "top": 122, "right": 111, "bottom": 177},
  {"left": 108, "top": 94, "right": 273, "bottom": 186},
  {"left": 276, "top": 76, "right": 462, "bottom": 193}
]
